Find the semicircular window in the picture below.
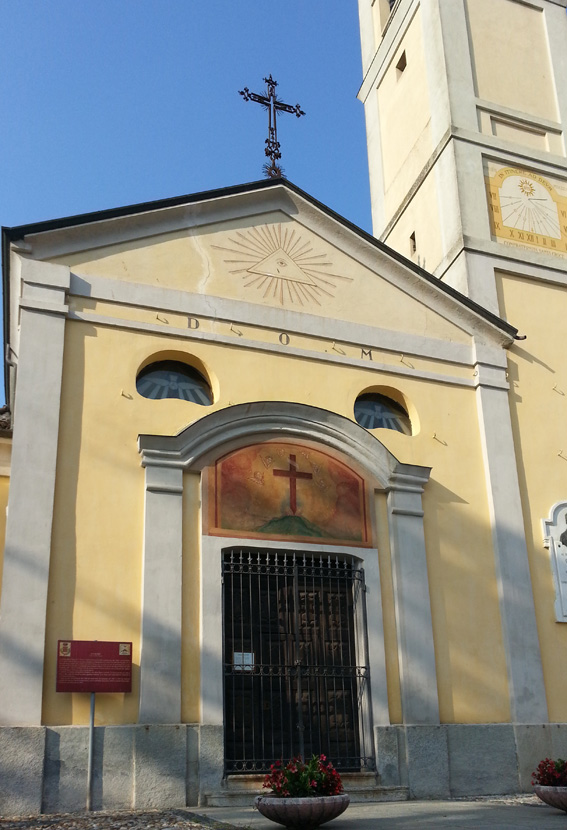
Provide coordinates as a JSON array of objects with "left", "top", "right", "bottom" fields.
[
  {"left": 354, "top": 393, "right": 411, "bottom": 434},
  {"left": 136, "top": 360, "right": 213, "bottom": 405}
]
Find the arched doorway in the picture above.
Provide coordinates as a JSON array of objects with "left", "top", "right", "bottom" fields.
[{"left": 138, "top": 401, "right": 435, "bottom": 800}]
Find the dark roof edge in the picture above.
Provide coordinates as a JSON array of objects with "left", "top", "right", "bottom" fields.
[
  {"left": 2, "top": 177, "right": 517, "bottom": 404},
  {"left": 2, "top": 178, "right": 282, "bottom": 241}
]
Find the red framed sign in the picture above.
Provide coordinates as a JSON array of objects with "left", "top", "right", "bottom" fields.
[{"left": 56, "top": 640, "right": 132, "bottom": 693}]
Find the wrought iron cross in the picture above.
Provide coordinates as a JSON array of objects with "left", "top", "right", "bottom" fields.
[{"left": 239, "top": 74, "right": 305, "bottom": 178}]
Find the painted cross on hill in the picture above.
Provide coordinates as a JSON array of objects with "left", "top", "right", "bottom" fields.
[
  {"left": 273, "top": 454, "right": 312, "bottom": 515},
  {"left": 239, "top": 74, "right": 305, "bottom": 178}
]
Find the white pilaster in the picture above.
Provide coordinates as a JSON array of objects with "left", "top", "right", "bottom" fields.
[
  {"left": 435, "top": 0, "right": 478, "bottom": 132},
  {"left": 200, "top": 535, "right": 224, "bottom": 727},
  {"left": 387, "top": 465, "right": 439, "bottom": 724},
  {"left": 139, "top": 465, "right": 183, "bottom": 723},
  {"left": 546, "top": 1, "right": 567, "bottom": 136},
  {"left": 474, "top": 351, "right": 548, "bottom": 723},
  {"left": 0, "top": 258, "right": 69, "bottom": 725},
  {"left": 358, "top": 0, "right": 376, "bottom": 76}
]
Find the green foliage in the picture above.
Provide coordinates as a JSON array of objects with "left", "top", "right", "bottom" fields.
[
  {"left": 263, "top": 755, "right": 344, "bottom": 798},
  {"left": 532, "top": 758, "right": 567, "bottom": 787}
]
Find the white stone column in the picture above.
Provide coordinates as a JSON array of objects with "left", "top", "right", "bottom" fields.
[
  {"left": 474, "top": 352, "right": 548, "bottom": 723},
  {"left": 357, "top": 0, "right": 375, "bottom": 76},
  {"left": 199, "top": 535, "right": 224, "bottom": 727},
  {"left": 434, "top": 0, "right": 478, "bottom": 132},
  {"left": 546, "top": 0, "right": 567, "bottom": 135},
  {"left": 138, "top": 465, "right": 183, "bottom": 723},
  {"left": 387, "top": 465, "right": 439, "bottom": 724},
  {"left": 0, "top": 258, "right": 69, "bottom": 725}
]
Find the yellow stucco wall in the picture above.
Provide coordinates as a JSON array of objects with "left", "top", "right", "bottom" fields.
[
  {"left": 466, "top": 0, "right": 557, "bottom": 121},
  {"left": 497, "top": 272, "right": 567, "bottom": 722},
  {"left": 40, "top": 302, "right": 509, "bottom": 725},
  {"left": 383, "top": 169, "right": 445, "bottom": 275}
]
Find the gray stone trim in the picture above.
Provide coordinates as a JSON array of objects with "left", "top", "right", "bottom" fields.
[
  {"left": 70, "top": 309, "right": 478, "bottom": 390},
  {"left": 387, "top": 469, "right": 439, "bottom": 725},
  {"left": 8, "top": 720, "right": 565, "bottom": 812},
  {"left": 474, "top": 99, "right": 562, "bottom": 134},
  {"left": 0, "top": 727, "right": 46, "bottom": 815},
  {"left": 358, "top": 0, "right": 376, "bottom": 76},
  {"left": 454, "top": 125, "right": 567, "bottom": 174},
  {"left": 0, "top": 259, "right": 69, "bottom": 727},
  {"left": 70, "top": 271, "right": 476, "bottom": 365},
  {"left": 438, "top": 239, "right": 567, "bottom": 293},
  {"left": 20, "top": 297, "right": 69, "bottom": 316},
  {"left": 474, "top": 361, "right": 511, "bottom": 391},
  {"left": 547, "top": 0, "right": 567, "bottom": 131},
  {"left": 406, "top": 725, "right": 449, "bottom": 798},
  {"left": 139, "top": 466, "right": 183, "bottom": 723},
  {"left": 474, "top": 359, "right": 548, "bottom": 723},
  {"left": 436, "top": 0, "right": 477, "bottom": 133},
  {"left": 139, "top": 402, "right": 423, "bottom": 484},
  {"left": 376, "top": 721, "right": 562, "bottom": 798}
]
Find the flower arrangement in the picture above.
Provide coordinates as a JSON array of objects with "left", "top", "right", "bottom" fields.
[
  {"left": 532, "top": 757, "right": 567, "bottom": 787},
  {"left": 262, "top": 754, "right": 344, "bottom": 798}
]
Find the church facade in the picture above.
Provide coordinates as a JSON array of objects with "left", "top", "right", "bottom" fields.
[{"left": 1, "top": 0, "right": 567, "bottom": 814}]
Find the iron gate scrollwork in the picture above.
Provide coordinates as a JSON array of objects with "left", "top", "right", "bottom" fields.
[{"left": 222, "top": 548, "right": 375, "bottom": 774}]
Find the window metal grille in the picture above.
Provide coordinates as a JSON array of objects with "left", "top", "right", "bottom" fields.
[{"left": 222, "top": 548, "right": 375, "bottom": 775}]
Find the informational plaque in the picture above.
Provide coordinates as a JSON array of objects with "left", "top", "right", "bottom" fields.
[{"left": 56, "top": 640, "right": 132, "bottom": 693}]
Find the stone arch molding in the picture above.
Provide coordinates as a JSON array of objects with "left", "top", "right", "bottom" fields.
[
  {"left": 138, "top": 400, "right": 428, "bottom": 488},
  {"left": 137, "top": 401, "right": 439, "bottom": 728}
]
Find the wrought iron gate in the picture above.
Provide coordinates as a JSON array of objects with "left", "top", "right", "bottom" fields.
[{"left": 222, "top": 548, "right": 375, "bottom": 774}]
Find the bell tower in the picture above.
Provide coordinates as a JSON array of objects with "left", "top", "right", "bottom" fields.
[{"left": 358, "top": 0, "right": 567, "bottom": 313}]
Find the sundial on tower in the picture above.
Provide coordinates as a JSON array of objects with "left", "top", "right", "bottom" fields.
[{"left": 213, "top": 223, "right": 352, "bottom": 307}]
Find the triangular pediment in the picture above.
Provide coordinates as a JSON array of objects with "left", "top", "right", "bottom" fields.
[{"left": 5, "top": 180, "right": 516, "bottom": 360}]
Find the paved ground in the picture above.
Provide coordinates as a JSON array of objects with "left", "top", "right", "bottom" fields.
[
  {"left": 197, "top": 796, "right": 566, "bottom": 829},
  {"left": 0, "top": 795, "right": 565, "bottom": 830}
]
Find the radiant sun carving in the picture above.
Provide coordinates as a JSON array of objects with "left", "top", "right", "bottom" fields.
[
  {"left": 213, "top": 223, "right": 352, "bottom": 307},
  {"left": 519, "top": 179, "right": 536, "bottom": 197}
]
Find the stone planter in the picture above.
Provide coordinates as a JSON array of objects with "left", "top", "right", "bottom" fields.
[
  {"left": 254, "top": 793, "right": 350, "bottom": 829},
  {"left": 534, "top": 786, "right": 567, "bottom": 811}
]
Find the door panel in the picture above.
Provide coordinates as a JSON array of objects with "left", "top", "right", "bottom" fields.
[{"left": 222, "top": 548, "right": 374, "bottom": 774}]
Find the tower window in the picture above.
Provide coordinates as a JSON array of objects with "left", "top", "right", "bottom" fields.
[
  {"left": 136, "top": 360, "right": 213, "bottom": 405},
  {"left": 396, "top": 51, "right": 407, "bottom": 77}
]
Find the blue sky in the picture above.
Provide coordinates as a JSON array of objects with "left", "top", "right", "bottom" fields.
[{"left": 0, "top": 1, "right": 372, "bottom": 234}]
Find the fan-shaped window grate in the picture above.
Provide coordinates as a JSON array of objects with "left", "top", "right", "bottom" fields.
[
  {"left": 354, "top": 393, "right": 411, "bottom": 434},
  {"left": 136, "top": 360, "right": 212, "bottom": 405}
]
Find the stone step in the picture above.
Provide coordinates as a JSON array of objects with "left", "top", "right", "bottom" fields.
[{"left": 203, "top": 774, "right": 408, "bottom": 806}]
